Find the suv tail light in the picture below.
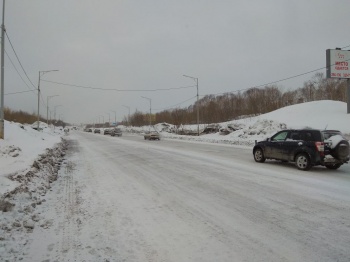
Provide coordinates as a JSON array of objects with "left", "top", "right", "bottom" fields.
[{"left": 315, "top": 142, "right": 324, "bottom": 156}]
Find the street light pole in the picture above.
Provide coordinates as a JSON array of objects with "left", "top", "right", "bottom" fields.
[
  {"left": 122, "top": 105, "right": 130, "bottom": 126},
  {"left": 141, "top": 96, "right": 152, "bottom": 129},
  {"left": 106, "top": 112, "right": 110, "bottom": 126},
  {"left": 111, "top": 111, "right": 117, "bottom": 126},
  {"left": 0, "top": 0, "right": 5, "bottom": 139},
  {"left": 37, "top": 70, "right": 58, "bottom": 130},
  {"left": 183, "top": 75, "right": 199, "bottom": 136},
  {"left": 47, "top": 95, "right": 58, "bottom": 125},
  {"left": 98, "top": 115, "right": 104, "bottom": 127},
  {"left": 53, "top": 105, "right": 62, "bottom": 122}
]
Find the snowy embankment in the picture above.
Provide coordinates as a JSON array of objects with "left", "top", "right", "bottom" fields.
[
  {"left": 0, "top": 121, "right": 66, "bottom": 257},
  {"left": 0, "top": 121, "right": 64, "bottom": 195},
  {"left": 123, "top": 100, "right": 350, "bottom": 145}
]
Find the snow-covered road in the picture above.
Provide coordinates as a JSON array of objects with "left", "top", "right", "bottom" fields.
[{"left": 25, "top": 131, "right": 350, "bottom": 262}]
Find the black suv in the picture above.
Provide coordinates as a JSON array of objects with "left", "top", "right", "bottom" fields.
[{"left": 253, "top": 129, "right": 349, "bottom": 171}]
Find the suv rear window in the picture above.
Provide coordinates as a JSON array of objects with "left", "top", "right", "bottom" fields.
[{"left": 300, "top": 130, "right": 321, "bottom": 141}]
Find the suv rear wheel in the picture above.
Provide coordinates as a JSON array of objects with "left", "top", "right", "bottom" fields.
[
  {"left": 253, "top": 148, "right": 265, "bottom": 163},
  {"left": 295, "top": 153, "right": 312, "bottom": 171}
]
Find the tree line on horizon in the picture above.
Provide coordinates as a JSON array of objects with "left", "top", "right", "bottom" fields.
[
  {"left": 124, "top": 72, "right": 347, "bottom": 127},
  {"left": 4, "top": 107, "right": 66, "bottom": 127}
]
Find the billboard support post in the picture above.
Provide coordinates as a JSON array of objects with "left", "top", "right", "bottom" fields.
[
  {"left": 0, "top": 0, "right": 5, "bottom": 139},
  {"left": 348, "top": 79, "right": 350, "bottom": 114}
]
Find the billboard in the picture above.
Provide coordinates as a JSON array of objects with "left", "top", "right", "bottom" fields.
[{"left": 326, "top": 49, "right": 350, "bottom": 79}]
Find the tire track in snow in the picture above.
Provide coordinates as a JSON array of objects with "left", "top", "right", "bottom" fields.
[{"left": 59, "top": 161, "right": 80, "bottom": 261}]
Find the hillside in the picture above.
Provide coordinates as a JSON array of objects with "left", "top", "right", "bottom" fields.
[{"left": 145, "top": 100, "right": 350, "bottom": 145}]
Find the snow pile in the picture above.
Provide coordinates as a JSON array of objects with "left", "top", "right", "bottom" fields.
[
  {"left": 119, "top": 101, "right": 349, "bottom": 145},
  {"left": 254, "top": 100, "right": 350, "bottom": 132},
  {"left": 0, "top": 121, "right": 67, "bottom": 260},
  {"left": 31, "top": 121, "right": 49, "bottom": 129},
  {"left": 0, "top": 141, "right": 68, "bottom": 260},
  {"left": 0, "top": 145, "right": 22, "bottom": 158},
  {"left": 0, "top": 121, "right": 63, "bottom": 194}
]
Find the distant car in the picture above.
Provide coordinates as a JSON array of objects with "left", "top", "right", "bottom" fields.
[
  {"left": 110, "top": 128, "right": 122, "bottom": 137},
  {"left": 144, "top": 131, "right": 160, "bottom": 140},
  {"left": 87, "top": 128, "right": 92, "bottom": 132},
  {"left": 103, "top": 128, "right": 111, "bottom": 135},
  {"left": 94, "top": 128, "right": 100, "bottom": 134}
]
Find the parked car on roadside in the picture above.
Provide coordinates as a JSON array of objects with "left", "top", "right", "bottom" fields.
[
  {"left": 110, "top": 128, "right": 122, "bottom": 137},
  {"left": 94, "top": 128, "right": 100, "bottom": 134},
  {"left": 144, "top": 131, "right": 160, "bottom": 140},
  {"left": 253, "top": 129, "right": 349, "bottom": 171}
]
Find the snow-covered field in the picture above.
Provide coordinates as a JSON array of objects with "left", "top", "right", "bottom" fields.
[{"left": 1, "top": 100, "right": 350, "bottom": 261}]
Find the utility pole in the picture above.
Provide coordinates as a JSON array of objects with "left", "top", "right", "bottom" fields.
[
  {"left": 47, "top": 95, "right": 58, "bottom": 125},
  {"left": 0, "top": 0, "right": 5, "bottom": 139},
  {"left": 183, "top": 75, "right": 199, "bottom": 136},
  {"left": 122, "top": 105, "right": 130, "bottom": 126},
  {"left": 111, "top": 110, "right": 117, "bottom": 126},
  {"left": 37, "top": 70, "right": 58, "bottom": 130},
  {"left": 53, "top": 105, "right": 62, "bottom": 122},
  {"left": 141, "top": 97, "right": 151, "bottom": 129},
  {"left": 106, "top": 112, "right": 110, "bottom": 126}
]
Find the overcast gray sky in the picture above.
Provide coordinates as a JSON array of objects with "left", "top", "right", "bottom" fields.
[{"left": 3, "top": 0, "right": 350, "bottom": 124}]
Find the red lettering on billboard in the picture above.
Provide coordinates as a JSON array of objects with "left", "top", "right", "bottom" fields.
[
  {"left": 335, "top": 66, "right": 349, "bottom": 70},
  {"left": 335, "top": 61, "right": 348, "bottom": 66}
]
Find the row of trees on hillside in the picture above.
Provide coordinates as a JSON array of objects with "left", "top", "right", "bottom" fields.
[
  {"left": 124, "top": 73, "right": 348, "bottom": 127},
  {"left": 4, "top": 107, "right": 67, "bottom": 127}
]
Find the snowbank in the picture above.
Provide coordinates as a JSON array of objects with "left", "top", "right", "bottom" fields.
[
  {"left": 121, "top": 100, "right": 350, "bottom": 145},
  {"left": 0, "top": 121, "right": 63, "bottom": 195}
]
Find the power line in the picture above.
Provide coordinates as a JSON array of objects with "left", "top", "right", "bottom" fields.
[
  {"left": 210, "top": 56, "right": 350, "bottom": 97},
  {"left": 153, "top": 95, "right": 197, "bottom": 111},
  {"left": 5, "top": 90, "right": 34, "bottom": 95},
  {"left": 41, "top": 80, "right": 196, "bottom": 92},
  {"left": 5, "top": 49, "right": 36, "bottom": 93},
  {"left": 4, "top": 30, "right": 37, "bottom": 89},
  {"left": 341, "top": 44, "right": 350, "bottom": 49}
]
